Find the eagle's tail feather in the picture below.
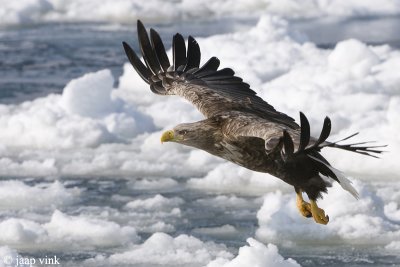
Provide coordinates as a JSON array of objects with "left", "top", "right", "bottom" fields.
[
  {"left": 308, "top": 155, "right": 359, "bottom": 199},
  {"left": 282, "top": 128, "right": 360, "bottom": 199},
  {"left": 280, "top": 112, "right": 383, "bottom": 198}
]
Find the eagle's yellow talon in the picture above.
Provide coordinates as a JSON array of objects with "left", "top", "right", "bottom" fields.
[
  {"left": 310, "top": 200, "right": 329, "bottom": 225},
  {"left": 296, "top": 191, "right": 312, "bottom": 218}
]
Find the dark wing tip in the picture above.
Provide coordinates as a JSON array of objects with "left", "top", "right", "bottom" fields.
[
  {"left": 185, "top": 35, "right": 201, "bottom": 71},
  {"left": 137, "top": 19, "right": 145, "bottom": 32},
  {"left": 298, "top": 112, "right": 310, "bottom": 152},
  {"left": 150, "top": 28, "right": 170, "bottom": 72},
  {"left": 137, "top": 20, "right": 162, "bottom": 75},
  {"left": 282, "top": 130, "right": 294, "bottom": 158},
  {"left": 314, "top": 116, "right": 331, "bottom": 147},
  {"left": 122, "top": 41, "right": 151, "bottom": 84},
  {"left": 333, "top": 132, "right": 359, "bottom": 143},
  {"left": 173, "top": 33, "right": 187, "bottom": 70}
]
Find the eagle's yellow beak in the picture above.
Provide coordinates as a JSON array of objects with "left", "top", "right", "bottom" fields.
[{"left": 161, "top": 130, "right": 174, "bottom": 143}]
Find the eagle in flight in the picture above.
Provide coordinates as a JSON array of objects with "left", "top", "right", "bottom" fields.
[{"left": 123, "top": 21, "right": 384, "bottom": 225}]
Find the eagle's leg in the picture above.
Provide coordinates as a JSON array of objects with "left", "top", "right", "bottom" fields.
[
  {"left": 310, "top": 200, "right": 329, "bottom": 225},
  {"left": 295, "top": 188, "right": 312, "bottom": 218}
]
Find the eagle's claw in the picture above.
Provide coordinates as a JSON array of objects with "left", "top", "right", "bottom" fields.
[
  {"left": 296, "top": 195, "right": 312, "bottom": 218},
  {"left": 310, "top": 200, "right": 329, "bottom": 225}
]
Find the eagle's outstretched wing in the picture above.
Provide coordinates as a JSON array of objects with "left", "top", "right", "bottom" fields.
[
  {"left": 122, "top": 20, "right": 298, "bottom": 129},
  {"left": 222, "top": 111, "right": 384, "bottom": 160},
  {"left": 221, "top": 111, "right": 384, "bottom": 198}
]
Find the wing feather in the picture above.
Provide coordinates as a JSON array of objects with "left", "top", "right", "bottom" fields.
[
  {"left": 298, "top": 112, "right": 310, "bottom": 152},
  {"left": 122, "top": 42, "right": 151, "bottom": 83},
  {"left": 150, "top": 28, "right": 170, "bottom": 72},
  {"left": 193, "top": 57, "right": 220, "bottom": 75},
  {"left": 137, "top": 20, "right": 162, "bottom": 75},
  {"left": 123, "top": 20, "right": 298, "bottom": 128},
  {"left": 220, "top": 112, "right": 384, "bottom": 188},
  {"left": 184, "top": 36, "right": 201, "bottom": 71},
  {"left": 173, "top": 33, "right": 187, "bottom": 70}
]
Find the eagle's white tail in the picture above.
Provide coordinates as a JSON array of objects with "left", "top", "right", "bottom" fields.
[
  {"left": 309, "top": 155, "right": 359, "bottom": 199},
  {"left": 325, "top": 164, "right": 359, "bottom": 199}
]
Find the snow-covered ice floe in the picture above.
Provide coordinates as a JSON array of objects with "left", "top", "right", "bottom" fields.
[
  {"left": 84, "top": 233, "right": 300, "bottom": 267},
  {"left": 0, "top": 7, "right": 399, "bottom": 267},
  {"left": 2, "top": 0, "right": 400, "bottom": 26},
  {"left": 256, "top": 182, "right": 400, "bottom": 247}
]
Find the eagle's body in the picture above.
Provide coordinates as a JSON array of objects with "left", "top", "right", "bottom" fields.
[
  {"left": 123, "top": 21, "right": 384, "bottom": 224},
  {"left": 170, "top": 111, "right": 328, "bottom": 200}
]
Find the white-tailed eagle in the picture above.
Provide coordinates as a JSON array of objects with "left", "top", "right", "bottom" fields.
[{"left": 122, "top": 21, "right": 384, "bottom": 225}]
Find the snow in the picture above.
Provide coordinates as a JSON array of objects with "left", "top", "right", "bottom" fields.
[
  {"left": 125, "top": 194, "right": 184, "bottom": 211},
  {"left": 94, "top": 232, "right": 233, "bottom": 266},
  {"left": 44, "top": 210, "right": 140, "bottom": 247},
  {"left": 61, "top": 69, "right": 119, "bottom": 118},
  {"left": 256, "top": 182, "right": 400, "bottom": 246},
  {"left": 0, "top": 1, "right": 399, "bottom": 265},
  {"left": 188, "top": 162, "right": 285, "bottom": 196},
  {"left": 0, "top": 246, "right": 31, "bottom": 267},
  {"left": 207, "top": 238, "right": 300, "bottom": 267},
  {"left": 0, "top": 210, "right": 139, "bottom": 249},
  {"left": 0, "top": 69, "right": 154, "bottom": 150},
  {"left": 255, "top": 0, "right": 400, "bottom": 20},
  {"left": 0, "top": 180, "right": 80, "bottom": 210},
  {"left": 1, "top": 0, "right": 400, "bottom": 27},
  {"left": 127, "top": 177, "right": 180, "bottom": 191},
  {"left": 86, "top": 233, "right": 299, "bottom": 267}
]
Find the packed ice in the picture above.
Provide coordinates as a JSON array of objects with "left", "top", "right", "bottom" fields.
[
  {"left": 2, "top": 0, "right": 400, "bottom": 26},
  {"left": 0, "top": 1, "right": 399, "bottom": 266}
]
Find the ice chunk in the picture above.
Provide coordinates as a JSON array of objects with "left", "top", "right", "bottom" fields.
[
  {"left": 2, "top": 0, "right": 400, "bottom": 26},
  {"left": 208, "top": 238, "right": 300, "bottom": 267},
  {"left": 188, "top": 163, "right": 286, "bottom": 196},
  {"left": 0, "top": 210, "right": 139, "bottom": 250},
  {"left": 328, "top": 39, "right": 380, "bottom": 77},
  {"left": 125, "top": 194, "right": 184, "bottom": 211},
  {"left": 0, "top": 246, "right": 32, "bottom": 267},
  {"left": 44, "top": 210, "right": 140, "bottom": 247},
  {"left": 61, "top": 69, "right": 119, "bottom": 118},
  {"left": 0, "top": 180, "right": 80, "bottom": 210},
  {"left": 256, "top": 182, "right": 400, "bottom": 246},
  {"left": 95, "top": 232, "right": 233, "bottom": 266}
]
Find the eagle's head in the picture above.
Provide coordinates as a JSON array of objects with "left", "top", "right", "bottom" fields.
[{"left": 160, "top": 121, "right": 219, "bottom": 150}]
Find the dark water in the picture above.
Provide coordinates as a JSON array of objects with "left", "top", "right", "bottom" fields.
[
  {"left": 292, "top": 16, "right": 400, "bottom": 49},
  {"left": 0, "top": 23, "right": 129, "bottom": 102}
]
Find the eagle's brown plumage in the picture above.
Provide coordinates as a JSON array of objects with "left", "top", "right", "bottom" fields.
[{"left": 123, "top": 20, "right": 384, "bottom": 224}]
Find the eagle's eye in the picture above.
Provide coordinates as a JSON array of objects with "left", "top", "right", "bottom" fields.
[{"left": 178, "top": 130, "right": 188, "bottom": 135}]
